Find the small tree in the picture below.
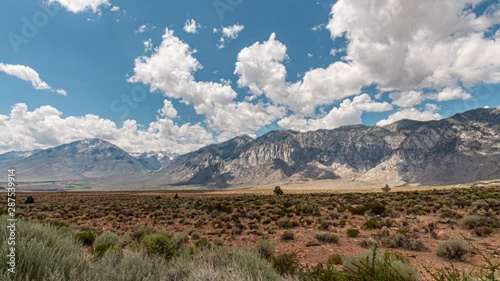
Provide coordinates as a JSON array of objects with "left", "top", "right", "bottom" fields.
[
  {"left": 173, "top": 193, "right": 180, "bottom": 199},
  {"left": 382, "top": 184, "right": 391, "bottom": 193},
  {"left": 25, "top": 196, "right": 35, "bottom": 204},
  {"left": 274, "top": 186, "right": 284, "bottom": 196}
]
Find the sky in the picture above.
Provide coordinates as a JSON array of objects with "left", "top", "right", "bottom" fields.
[{"left": 0, "top": 0, "right": 499, "bottom": 154}]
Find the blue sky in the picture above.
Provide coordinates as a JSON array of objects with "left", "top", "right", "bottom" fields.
[{"left": 0, "top": 0, "right": 499, "bottom": 154}]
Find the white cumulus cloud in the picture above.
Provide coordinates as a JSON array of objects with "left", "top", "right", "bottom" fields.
[
  {"left": 215, "top": 24, "right": 245, "bottom": 49},
  {"left": 0, "top": 63, "right": 66, "bottom": 95},
  {"left": 278, "top": 94, "right": 393, "bottom": 131},
  {"left": 377, "top": 104, "right": 442, "bottom": 126},
  {"left": 47, "top": 0, "right": 110, "bottom": 13},
  {"left": 0, "top": 103, "right": 214, "bottom": 154},
  {"left": 390, "top": 88, "right": 472, "bottom": 108},
  {"left": 136, "top": 24, "right": 156, "bottom": 34},
  {"left": 159, "top": 100, "right": 178, "bottom": 119},
  {"left": 326, "top": 0, "right": 500, "bottom": 91},
  {"left": 183, "top": 19, "right": 200, "bottom": 34},
  {"left": 128, "top": 28, "right": 284, "bottom": 139},
  {"left": 235, "top": 0, "right": 499, "bottom": 118}
]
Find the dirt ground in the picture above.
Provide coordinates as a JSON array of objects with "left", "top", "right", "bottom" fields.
[{"left": 2, "top": 184, "right": 499, "bottom": 278}]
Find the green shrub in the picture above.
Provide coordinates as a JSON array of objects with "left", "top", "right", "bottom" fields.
[
  {"left": 436, "top": 239, "right": 469, "bottom": 261},
  {"left": 93, "top": 243, "right": 118, "bottom": 258},
  {"left": 343, "top": 249, "right": 418, "bottom": 281},
  {"left": 474, "top": 226, "right": 494, "bottom": 237},
  {"left": 174, "top": 232, "right": 188, "bottom": 248},
  {"left": 0, "top": 217, "right": 87, "bottom": 281},
  {"left": 281, "top": 231, "right": 295, "bottom": 241},
  {"left": 83, "top": 250, "right": 168, "bottom": 281},
  {"left": 166, "top": 246, "right": 284, "bottom": 281},
  {"left": 195, "top": 237, "right": 211, "bottom": 249},
  {"left": 363, "top": 218, "right": 380, "bottom": 229},
  {"left": 274, "top": 186, "right": 284, "bottom": 195},
  {"left": 141, "top": 231, "right": 178, "bottom": 260},
  {"left": 347, "top": 228, "right": 360, "bottom": 238},
  {"left": 76, "top": 230, "right": 97, "bottom": 246},
  {"left": 349, "top": 202, "right": 386, "bottom": 216},
  {"left": 384, "top": 251, "right": 410, "bottom": 264},
  {"left": 277, "top": 219, "right": 299, "bottom": 229},
  {"left": 130, "top": 226, "right": 155, "bottom": 241},
  {"left": 272, "top": 253, "right": 300, "bottom": 276},
  {"left": 299, "top": 263, "right": 347, "bottom": 281},
  {"left": 25, "top": 196, "right": 35, "bottom": 204},
  {"left": 94, "top": 232, "right": 120, "bottom": 248},
  {"left": 213, "top": 237, "right": 224, "bottom": 247},
  {"left": 92, "top": 232, "right": 120, "bottom": 257},
  {"left": 460, "top": 215, "right": 499, "bottom": 230},
  {"left": 256, "top": 239, "right": 275, "bottom": 260},
  {"left": 386, "top": 233, "right": 428, "bottom": 252},
  {"left": 359, "top": 239, "right": 377, "bottom": 249},
  {"left": 315, "top": 233, "right": 340, "bottom": 244},
  {"left": 327, "top": 254, "right": 343, "bottom": 265}
]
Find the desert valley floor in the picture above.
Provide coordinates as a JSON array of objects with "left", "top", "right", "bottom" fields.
[{"left": 2, "top": 183, "right": 499, "bottom": 279}]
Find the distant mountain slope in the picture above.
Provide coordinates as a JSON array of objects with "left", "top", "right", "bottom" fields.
[
  {"left": 0, "top": 150, "right": 40, "bottom": 163},
  {"left": 154, "top": 108, "right": 500, "bottom": 186},
  {"left": 1, "top": 108, "right": 498, "bottom": 187},
  {"left": 130, "top": 151, "right": 178, "bottom": 171},
  {"left": 3, "top": 139, "right": 147, "bottom": 181}
]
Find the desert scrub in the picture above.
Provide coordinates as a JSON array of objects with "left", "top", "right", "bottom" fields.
[
  {"left": 363, "top": 218, "right": 380, "bottom": 229},
  {"left": 347, "top": 228, "right": 360, "bottom": 238},
  {"left": 315, "top": 232, "right": 340, "bottom": 244},
  {"left": 299, "top": 262, "right": 348, "bottom": 281},
  {"left": 385, "top": 233, "right": 428, "bottom": 252},
  {"left": 342, "top": 249, "right": 419, "bottom": 281},
  {"left": 460, "top": 215, "right": 499, "bottom": 235},
  {"left": 76, "top": 230, "right": 97, "bottom": 246},
  {"left": 141, "top": 231, "right": 179, "bottom": 261},
  {"left": 0, "top": 217, "right": 87, "bottom": 281},
  {"left": 195, "top": 237, "right": 211, "bottom": 248},
  {"left": 281, "top": 231, "right": 295, "bottom": 241},
  {"left": 436, "top": 239, "right": 470, "bottom": 261},
  {"left": 255, "top": 239, "right": 275, "bottom": 260},
  {"left": 166, "top": 246, "right": 285, "bottom": 281},
  {"left": 277, "top": 219, "right": 299, "bottom": 229},
  {"left": 348, "top": 202, "right": 386, "bottom": 216},
  {"left": 83, "top": 250, "right": 169, "bottom": 281},
  {"left": 272, "top": 252, "right": 300, "bottom": 276},
  {"left": 92, "top": 232, "right": 121, "bottom": 257},
  {"left": 212, "top": 237, "right": 224, "bottom": 247},
  {"left": 131, "top": 225, "right": 155, "bottom": 241}
]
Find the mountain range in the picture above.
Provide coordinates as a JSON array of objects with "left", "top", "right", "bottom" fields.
[{"left": 1, "top": 108, "right": 499, "bottom": 189}]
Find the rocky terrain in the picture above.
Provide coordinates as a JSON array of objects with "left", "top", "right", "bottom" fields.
[{"left": 156, "top": 108, "right": 500, "bottom": 186}]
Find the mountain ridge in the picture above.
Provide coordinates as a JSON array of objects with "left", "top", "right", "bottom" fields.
[
  {"left": 154, "top": 108, "right": 500, "bottom": 187},
  {"left": 1, "top": 107, "right": 498, "bottom": 188}
]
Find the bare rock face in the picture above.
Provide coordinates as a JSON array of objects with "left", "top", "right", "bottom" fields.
[{"left": 158, "top": 108, "right": 500, "bottom": 187}]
